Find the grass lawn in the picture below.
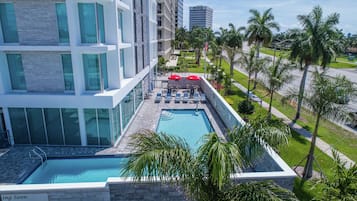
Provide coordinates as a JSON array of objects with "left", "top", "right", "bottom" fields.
[
  {"left": 222, "top": 85, "right": 335, "bottom": 201},
  {"left": 260, "top": 47, "right": 357, "bottom": 69},
  {"left": 213, "top": 57, "right": 357, "bottom": 163}
]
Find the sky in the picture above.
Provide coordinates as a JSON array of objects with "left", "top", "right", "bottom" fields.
[{"left": 183, "top": 0, "right": 357, "bottom": 35}]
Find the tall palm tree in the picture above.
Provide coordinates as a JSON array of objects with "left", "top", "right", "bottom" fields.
[
  {"left": 291, "top": 71, "right": 355, "bottom": 179},
  {"left": 246, "top": 8, "right": 280, "bottom": 89},
  {"left": 215, "top": 27, "right": 228, "bottom": 67},
  {"left": 238, "top": 49, "right": 256, "bottom": 102},
  {"left": 223, "top": 23, "right": 245, "bottom": 77},
  {"left": 123, "top": 116, "right": 293, "bottom": 201},
  {"left": 289, "top": 6, "right": 340, "bottom": 120},
  {"left": 261, "top": 57, "right": 294, "bottom": 118},
  {"left": 175, "top": 27, "right": 187, "bottom": 50},
  {"left": 189, "top": 27, "right": 206, "bottom": 65}
]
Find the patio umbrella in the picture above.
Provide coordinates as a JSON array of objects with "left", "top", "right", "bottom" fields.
[
  {"left": 186, "top": 75, "right": 200, "bottom": 81},
  {"left": 168, "top": 74, "right": 181, "bottom": 81}
]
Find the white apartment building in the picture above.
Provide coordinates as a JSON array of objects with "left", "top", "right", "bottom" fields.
[{"left": 0, "top": 0, "right": 157, "bottom": 147}]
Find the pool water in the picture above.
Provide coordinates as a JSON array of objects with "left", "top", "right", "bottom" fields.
[
  {"left": 156, "top": 109, "right": 214, "bottom": 150},
  {"left": 23, "top": 157, "right": 128, "bottom": 184}
]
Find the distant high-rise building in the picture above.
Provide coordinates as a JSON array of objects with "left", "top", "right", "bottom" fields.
[
  {"left": 175, "top": 0, "right": 183, "bottom": 28},
  {"left": 157, "top": 0, "right": 176, "bottom": 59},
  {"left": 189, "top": 5, "right": 213, "bottom": 30}
]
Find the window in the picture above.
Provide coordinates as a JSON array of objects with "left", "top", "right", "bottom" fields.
[
  {"left": 133, "top": 13, "right": 137, "bottom": 42},
  {"left": 78, "top": 3, "right": 105, "bottom": 43},
  {"left": 83, "top": 54, "right": 108, "bottom": 91},
  {"left": 111, "top": 104, "right": 121, "bottom": 142},
  {"left": 134, "top": 82, "right": 143, "bottom": 109},
  {"left": 121, "top": 91, "right": 134, "bottom": 130},
  {"left": 0, "top": 3, "right": 18, "bottom": 43},
  {"left": 27, "top": 108, "right": 47, "bottom": 144},
  {"left": 61, "top": 108, "right": 81, "bottom": 145},
  {"left": 118, "top": 11, "right": 124, "bottom": 42},
  {"left": 55, "top": 3, "right": 69, "bottom": 43},
  {"left": 6, "top": 54, "right": 26, "bottom": 90},
  {"left": 85, "top": 109, "right": 111, "bottom": 146},
  {"left": 134, "top": 47, "right": 138, "bottom": 74},
  {"left": 44, "top": 108, "right": 64, "bottom": 145},
  {"left": 9, "top": 108, "right": 30, "bottom": 144},
  {"left": 61, "top": 54, "right": 74, "bottom": 91}
]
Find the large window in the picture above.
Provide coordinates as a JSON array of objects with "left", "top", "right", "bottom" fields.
[
  {"left": 44, "top": 108, "right": 64, "bottom": 145},
  {"left": 85, "top": 108, "right": 111, "bottom": 146},
  {"left": 0, "top": 3, "right": 18, "bottom": 43},
  {"left": 111, "top": 104, "right": 121, "bottom": 143},
  {"left": 134, "top": 82, "right": 143, "bottom": 109},
  {"left": 118, "top": 10, "right": 124, "bottom": 42},
  {"left": 61, "top": 54, "right": 74, "bottom": 91},
  {"left": 8, "top": 108, "right": 30, "bottom": 144},
  {"left": 78, "top": 3, "right": 105, "bottom": 43},
  {"left": 27, "top": 108, "right": 47, "bottom": 144},
  {"left": 55, "top": 3, "right": 69, "bottom": 43},
  {"left": 6, "top": 54, "right": 26, "bottom": 90},
  {"left": 83, "top": 54, "right": 108, "bottom": 91},
  {"left": 61, "top": 108, "right": 81, "bottom": 145},
  {"left": 121, "top": 91, "right": 134, "bottom": 130}
]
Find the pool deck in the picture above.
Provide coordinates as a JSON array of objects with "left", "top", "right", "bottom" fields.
[{"left": 97, "top": 88, "right": 227, "bottom": 155}]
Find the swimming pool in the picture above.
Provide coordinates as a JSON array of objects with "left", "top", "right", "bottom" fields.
[
  {"left": 156, "top": 109, "right": 214, "bottom": 150},
  {"left": 23, "top": 157, "right": 128, "bottom": 184}
]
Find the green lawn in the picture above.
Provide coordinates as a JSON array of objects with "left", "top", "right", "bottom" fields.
[{"left": 260, "top": 47, "right": 357, "bottom": 69}]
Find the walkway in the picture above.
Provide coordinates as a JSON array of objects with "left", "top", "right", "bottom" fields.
[{"left": 232, "top": 80, "right": 355, "bottom": 169}]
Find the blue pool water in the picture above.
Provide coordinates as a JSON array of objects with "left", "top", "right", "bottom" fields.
[
  {"left": 156, "top": 109, "right": 214, "bottom": 150},
  {"left": 23, "top": 157, "right": 128, "bottom": 184}
]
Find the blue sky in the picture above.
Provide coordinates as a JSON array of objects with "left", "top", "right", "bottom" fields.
[{"left": 183, "top": 0, "right": 357, "bottom": 34}]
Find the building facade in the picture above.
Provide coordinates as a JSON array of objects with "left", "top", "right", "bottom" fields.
[
  {"left": 157, "top": 0, "right": 175, "bottom": 59},
  {"left": 175, "top": 0, "right": 183, "bottom": 28},
  {"left": 189, "top": 5, "right": 213, "bottom": 30},
  {"left": 0, "top": 0, "right": 157, "bottom": 147}
]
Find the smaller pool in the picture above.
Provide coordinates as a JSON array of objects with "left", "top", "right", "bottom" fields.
[
  {"left": 23, "top": 157, "right": 128, "bottom": 184},
  {"left": 156, "top": 109, "right": 214, "bottom": 150}
]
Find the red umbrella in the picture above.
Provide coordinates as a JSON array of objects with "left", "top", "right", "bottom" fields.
[
  {"left": 186, "top": 75, "right": 200, "bottom": 81},
  {"left": 168, "top": 74, "right": 181, "bottom": 81}
]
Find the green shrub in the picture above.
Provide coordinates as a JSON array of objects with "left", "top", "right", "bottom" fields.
[{"left": 238, "top": 100, "right": 255, "bottom": 114}]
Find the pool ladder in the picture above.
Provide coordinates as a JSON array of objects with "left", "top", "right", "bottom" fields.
[
  {"left": 29, "top": 146, "right": 47, "bottom": 165},
  {"left": 161, "top": 111, "right": 174, "bottom": 120}
]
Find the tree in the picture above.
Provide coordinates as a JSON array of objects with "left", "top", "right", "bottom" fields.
[
  {"left": 246, "top": 8, "right": 280, "bottom": 89},
  {"left": 175, "top": 27, "right": 187, "bottom": 50},
  {"left": 223, "top": 23, "right": 245, "bottom": 77},
  {"left": 123, "top": 116, "right": 294, "bottom": 201},
  {"left": 215, "top": 27, "right": 228, "bottom": 67},
  {"left": 261, "top": 57, "right": 294, "bottom": 118},
  {"left": 188, "top": 27, "right": 206, "bottom": 65},
  {"left": 287, "top": 70, "right": 355, "bottom": 179},
  {"left": 317, "top": 150, "right": 357, "bottom": 201},
  {"left": 223, "top": 74, "right": 232, "bottom": 95},
  {"left": 238, "top": 49, "right": 256, "bottom": 102},
  {"left": 289, "top": 6, "right": 340, "bottom": 120}
]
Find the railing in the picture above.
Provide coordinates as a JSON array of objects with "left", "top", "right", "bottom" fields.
[{"left": 28, "top": 146, "right": 47, "bottom": 165}]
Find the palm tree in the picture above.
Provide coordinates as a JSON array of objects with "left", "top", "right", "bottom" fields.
[
  {"left": 189, "top": 27, "right": 206, "bottom": 65},
  {"left": 246, "top": 8, "right": 280, "bottom": 89},
  {"left": 318, "top": 150, "right": 357, "bottom": 200},
  {"left": 261, "top": 57, "right": 294, "bottom": 118},
  {"left": 175, "top": 27, "right": 187, "bottom": 50},
  {"left": 123, "top": 116, "right": 293, "bottom": 201},
  {"left": 289, "top": 6, "right": 340, "bottom": 120},
  {"left": 291, "top": 71, "right": 355, "bottom": 179},
  {"left": 223, "top": 23, "right": 245, "bottom": 77},
  {"left": 238, "top": 49, "right": 256, "bottom": 102},
  {"left": 215, "top": 27, "right": 228, "bottom": 67}
]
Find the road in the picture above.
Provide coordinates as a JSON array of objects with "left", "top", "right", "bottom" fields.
[{"left": 224, "top": 44, "right": 357, "bottom": 113}]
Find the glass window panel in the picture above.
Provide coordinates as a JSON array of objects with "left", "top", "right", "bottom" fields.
[
  {"left": 6, "top": 54, "right": 26, "bottom": 90},
  {"left": 8, "top": 108, "right": 30, "bottom": 144},
  {"left": 96, "top": 3, "right": 105, "bottom": 43},
  {"left": 118, "top": 11, "right": 124, "bottom": 41},
  {"left": 0, "top": 3, "right": 18, "bottom": 43},
  {"left": 61, "top": 108, "right": 81, "bottom": 145},
  {"left": 78, "top": 3, "right": 97, "bottom": 43},
  {"left": 44, "top": 108, "right": 64, "bottom": 145},
  {"left": 135, "top": 82, "right": 143, "bottom": 109},
  {"left": 55, "top": 3, "right": 69, "bottom": 43},
  {"left": 121, "top": 91, "right": 134, "bottom": 129},
  {"left": 98, "top": 109, "right": 110, "bottom": 145},
  {"left": 112, "top": 104, "right": 121, "bottom": 142},
  {"left": 61, "top": 54, "right": 74, "bottom": 91},
  {"left": 83, "top": 54, "right": 100, "bottom": 91},
  {"left": 26, "top": 108, "right": 47, "bottom": 144},
  {"left": 100, "top": 53, "right": 108, "bottom": 89},
  {"left": 84, "top": 109, "right": 98, "bottom": 145}
]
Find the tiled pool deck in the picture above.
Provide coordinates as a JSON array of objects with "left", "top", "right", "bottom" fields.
[{"left": 0, "top": 88, "right": 227, "bottom": 185}]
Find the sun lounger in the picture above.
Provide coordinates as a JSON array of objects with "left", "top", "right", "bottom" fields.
[
  {"left": 154, "top": 92, "right": 162, "bottom": 103},
  {"left": 183, "top": 92, "right": 189, "bottom": 103},
  {"left": 165, "top": 92, "right": 172, "bottom": 103},
  {"left": 193, "top": 92, "right": 200, "bottom": 103},
  {"left": 175, "top": 93, "right": 182, "bottom": 103},
  {"left": 200, "top": 93, "right": 206, "bottom": 103}
]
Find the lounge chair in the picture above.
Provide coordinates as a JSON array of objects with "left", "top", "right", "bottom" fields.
[
  {"left": 193, "top": 92, "right": 200, "bottom": 103},
  {"left": 200, "top": 93, "right": 206, "bottom": 103},
  {"left": 154, "top": 92, "right": 162, "bottom": 103},
  {"left": 175, "top": 93, "right": 182, "bottom": 103},
  {"left": 183, "top": 92, "right": 189, "bottom": 103},
  {"left": 165, "top": 92, "right": 172, "bottom": 103}
]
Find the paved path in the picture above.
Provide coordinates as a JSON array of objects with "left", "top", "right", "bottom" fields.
[{"left": 232, "top": 80, "right": 355, "bottom": 169}]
